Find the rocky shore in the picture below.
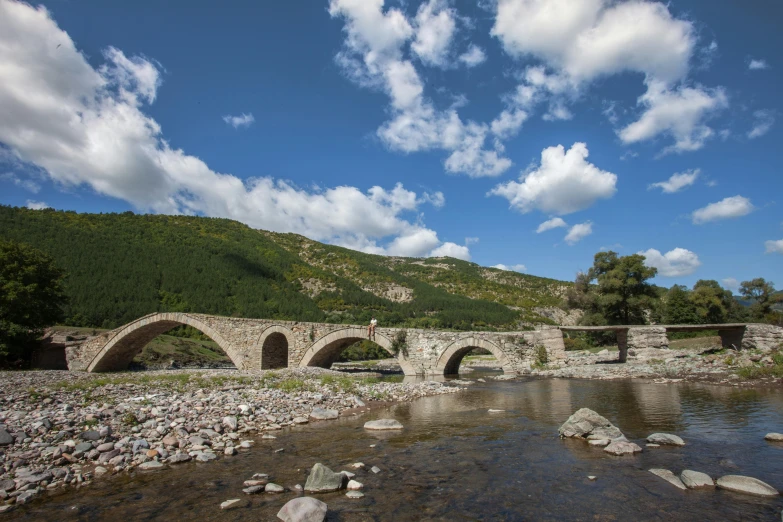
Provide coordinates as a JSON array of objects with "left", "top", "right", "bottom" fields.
[
  {"left": 0, "top": 368, "right": 461, "bottom": 511},
  {"left": 533, "top": 345, "right": 783, "bottom": 386}
]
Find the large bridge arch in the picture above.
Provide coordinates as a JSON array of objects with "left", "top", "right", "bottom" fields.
[
  {"left": 254, "top": 325, "right": 294, "bottom": 370},
  {"left": 435, "top": 337, "right": 515, "bottom": 376},
  {"left": 86, "top": 312, "right": 240, "bottom": 372},
  {"left": 298, "top": 327, "right": 418, "bottom": 376}
]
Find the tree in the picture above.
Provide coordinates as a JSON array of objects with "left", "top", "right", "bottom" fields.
[
  {"left": 0, "top": 240, "right": 66, "bottom": 364},
  {"left": 663, "top": 285, "right": 698, "bottom": 324},
  {"left": 740, "top": 278, "right": 781, "bottom": 320},
  {"left": 590, "top": 251, "right": 658, "bottom": 324},
  {"left": 690, "top": 280, "right": 733, "bottom": 324}
]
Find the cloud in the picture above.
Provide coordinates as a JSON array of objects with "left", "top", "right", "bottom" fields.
[
  {"left": 458, "top": 44, "right": 486, "bottom": 67},
  {"left": 329, "top": 0, "right": 511, "bottom": 178},
  {"left": 639, "top": 247, "right": 701, "bottom": 277},
  {"left": 722, "top": 277, "right": 740, "bottom": 292},
  {"left": 489, "top": 142, "right": 617, "bottom": 215},
  {"left": 492, "top": 263, "right": 527, "bottom": 272},
  {"left": 422, "top": 190, "right": 445, "bottom": 208},
  {"left": 536, "top": 217, "right": 567, "bottom": 233},
  {"left": 464, "top": 236, "right": 479, "bottom": 245},
  {"left": 223, "top": 113, "right": 255, "bottom": 129},
  {"left": 748, "top": 109, "right": 774, "bottom": 139},
  {"left": 648, "top": 169, "right": 699, "bottom": 193},
  {"left": 765, "top": 239, "right": 783, "bottom": 255},
  {"left": 1, "top": 172, "right": 40, "bottom": 193},
  {"left": 411, "top": 0, "right": 456, "bottom": 68},
  {"left": 430, "top": 241, "right": 471, "bottom": 260},
  {"left": 618, "top": 80, "right": 728, "bottom": 154},
  {"left": 564, "top": 221, "right": 592, "bottom": 245},
  {"left": 748, "top": 58, "right": 769, "bottom": 70},
  {"left": 0, "top": 1, "right": 466, "bottom": 261},
  {"left": 692, "top": 195, "right": 754, "bottom": 224},
  {"left": 25, "top": 200, "right": 49, "bottom": 210},
  {"left": 490, "top": 109, "right": 528, "bottom": 139}
]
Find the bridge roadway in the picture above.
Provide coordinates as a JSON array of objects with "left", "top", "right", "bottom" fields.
[{"left": 65, "top": 313, "right": 783, "bottom": 376}]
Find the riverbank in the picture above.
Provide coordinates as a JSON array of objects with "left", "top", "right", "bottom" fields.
[{"left": 0, "top": 368, "right": 461, "bottom": 510}]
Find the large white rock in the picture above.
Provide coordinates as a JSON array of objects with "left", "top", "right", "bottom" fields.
[
  {"left": 277, "top": 497, "right": 328, "bottom": 522},
  {"left": 680, "top": 470, "right": 714, "bottom": 489},
  {"left": 309, "top": 408, "right": 339, "bottom": 421},
  {"left": 716, "top": 475, "right": 779, "bottom": 497},
  {"left": 646, "top": 433, "right": 685, "bottom": 446},
  {"left": 559, "top": 408, "right": 624, "bottom": 440},
  {"left": 364, "top": 419, "right": 404, "bottom": 430},
  {"left": 764, "top": 432, "right": 783, "bottom": 442},
  {"left": 649, "top": 469, "right": 687, "bottom": 490},
  {"left": 304, "top": 463, "right": 345, "bottom": 493}
]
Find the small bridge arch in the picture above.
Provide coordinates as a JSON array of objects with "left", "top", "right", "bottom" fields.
[
  {"left": 86, "top": 312, "right": 240, "bottom": 372},
  {"left": 298, "top": 327, "right": 418, "bottom": 376},
  {"left": 255, "top": 325, "right": 293, "bottom": 369},
  {"left": 435, "top": 336, "right": 515, "bottom": 376}
]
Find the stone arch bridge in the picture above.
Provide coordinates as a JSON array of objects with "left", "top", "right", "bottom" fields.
[{"left": 65, "top": 313, "right": 783, "bottom": 376}]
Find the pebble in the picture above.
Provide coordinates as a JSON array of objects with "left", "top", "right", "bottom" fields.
[
  {"left": 587, "top": 476, "right": 597, "bottom": 481},
  {"left": 764, "top": 433, "right": 783, "bottom": 442},
  {"left": 265, "top": 482, "right": 284, "bottom": 493},
  {"left": 646, "top": 433, "right": 685, "bottom": 446},
  {"left": 346, "top": 490, "right": 365, "bottom": 499},
  {"left": 347, "top": 479, "right": 363, "bottom": 490},
  {"left": 649, "top": 469, "right": 687, "bottom": 490},
  {"left": 603, "top": 440, "right": 643, "bottom": 456},
  {"left": 138, "top": 460, "right": 164, "bottom": 470},
  {"left": 220, "top": 498, "right": 246, "bottom": 510},
  {"left": 364, "top": 419, "right": 404, "bottom": 430},
  {"left": 371, "top": 466, "right": 381, "bottom": 474},
  {"left": 242, "top": 485, "right": 264, "bottom": 494},
  {"left": 224, "top": 446, "right": 237, "bottom": 456}
]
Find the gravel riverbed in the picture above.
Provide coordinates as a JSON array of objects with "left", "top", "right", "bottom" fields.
[{"left": 0, "top": 368, "right": 461, "bottom": 511}]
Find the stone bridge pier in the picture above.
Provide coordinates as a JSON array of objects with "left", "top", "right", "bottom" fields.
[{"left": 66, "top": 313, "right": 568, "bottom": 376}]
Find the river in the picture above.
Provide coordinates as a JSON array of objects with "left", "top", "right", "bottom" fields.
[{"left": 13, "top": 373, "right": 783, "bottom": 521}]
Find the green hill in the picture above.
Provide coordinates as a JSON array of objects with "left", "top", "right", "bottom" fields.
[{"left": 0, "top": 205, "right": 570, "bottom": 331}]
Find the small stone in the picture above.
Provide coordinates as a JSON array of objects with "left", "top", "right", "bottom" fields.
[
  {"left": 649, "top": 469, "right": 687, "bottom": 490},
  {"left": 349, "top": 462, "right": 365, "bottom": 469},
  {"left": 277, "top": 497, "right": 327, "bottom": 522},
  {"left": 265, "top": 483, "right": 284, "bottom": 493},
  {"left": 261, "top": 434, "right": 277, "bottom": 439},
  {"left": 222, "top": 416, "right": 238, "bottom": 431},
  {"left": 345, "top": 491, "right": 364, "bottom": 499},
  {"left": 603, "top": 440, "right": 642, "bottom": 456},
  {"left": 16, "top": 490, "right": 37, "bottom": 505},
  {"left": 239, "top": 440, "right": 253, "bottom": 449},
  {"left": 304, "top": 463, "right": 345, "bottom": 493},
  {"left": 243, "top": 485, "right": 264, "bottom": 494},
  {"left": 717, "top": 475, "right": 779, "bottom": 497},
  {"left": 764, "top": 433, "right": 783, "bottom": 442},
  {"left": 588, "top": 476, "right": 597, "bottom": 481},
  {"left": 309, "top": 408, "right": 339, "bottom": 421},
  {"left": 167, "top": 453, "right": 191, "bottom": 464},
  {"left": 363, "top": 419, "right": 403, "bottom": 430},
  {"left": 371, "top": 466, "right": 381, "bottom": 474},
  {"left": 74, "top": 442, "right": 93, "bottom": 454},
  {"left": 244, "top": 479, "right": 268, "bottom": 487},
  {"left": 347, "top": 480, "right": 363, "bottom": 490},
  {"left": 146, "top": 449, "right": 159, "bottom": 458},
  {"left": 162, "top": 436, "right": 179, "bottom": 447},
  {"left": 96, "top": 442, "right": 115, "bottom": 452},
  {"left": 0, "top": 505, "right": 14, "bottom": 514},
  {"left": 220, "top": 498, "right": 246, "bottom": 510},
  {"left": 646, "top": 433, "right": 685, "bottom": 446},
  {"left": 341, "top": 471, "right": 355, "bottom": 479},
  {"left": 80, "top": 430, "right": 101, "bottom": 441},
  {"left": 588, "top": 439, "right": 610, "bottom": 447},
  {"left": 139, "top": 460, "right": 164, "bottom": 470},
  {"left": 195, "top": 452, "right": 216, "bottom": 462},
  {"left": 94, "top": 466, "right": 108, "bottom": 477},
  {"left": 224, "top": 446, "right": 237, "bottom": 456},
  {"left": 293, "top": 417, "right": 309, "bottom": 424},
  {"left": 646, "top": 443, "right": 660, "bottom": 448},
  {"left": 488, "top": 409, "right": 504, "bottom": 413},
  {"left": 680, "top": 470, "right": 714, "bottom": 489}
]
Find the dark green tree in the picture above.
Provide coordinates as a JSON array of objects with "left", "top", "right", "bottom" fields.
[
  {"left": 0, "top": 240, "right": 67, "bottom": 364},
  {"left": 588, "top": 251, "right": 658, "bottom": 324},
  {"left": 663, "top": 285, "right": 698, "bottom": 324},
  {"left": 690, "top": 280, "right": 735, "bottom": 324},
  {"left": 740, "top": 278, "right": 781, "bottom": 320}
]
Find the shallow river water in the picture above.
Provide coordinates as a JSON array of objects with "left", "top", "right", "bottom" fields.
[{"left": 14, "top": 373, "right": 783, "bottom": 521}]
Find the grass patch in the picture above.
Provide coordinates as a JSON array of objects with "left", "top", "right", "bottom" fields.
[
  {"left": 736, "top": 349, "right": 783, "bottom": 379},
  {"left": 273, "top": 378, "right": 308, "bottom": 392}
]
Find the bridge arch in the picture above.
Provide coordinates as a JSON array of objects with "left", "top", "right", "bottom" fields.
[
  {"left": 298, "top": 327, "right": 418, "bottom": 376},
  {"left": 255, "top": 325, "right": 293, "bottom": 369},
  {"left": 86, "top": 312, "right": 240, "bottom": 372},
  {"left": 434, "top": 337, "right": 515, "bottom": 376}
]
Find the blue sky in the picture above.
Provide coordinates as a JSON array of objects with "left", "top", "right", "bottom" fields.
[{"left": 0, "top": 0, "right": 780, "bottom": 291}]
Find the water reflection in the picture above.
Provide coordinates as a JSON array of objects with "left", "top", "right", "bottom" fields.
[{"left": 14, "top": 378, "right": 783, "bottom": 521}]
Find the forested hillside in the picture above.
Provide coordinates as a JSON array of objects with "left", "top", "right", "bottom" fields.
[{"left": 0, "top": 206, "right": 569, "bottom": 330}]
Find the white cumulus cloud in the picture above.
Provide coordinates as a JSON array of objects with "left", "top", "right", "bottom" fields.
[
  {"left": 25, "top": 200, "right": 49, "bottom": 210},
  {"left": 692, "top": 195, "right": 754, "bottom": 224},
  {"left": 639, "top": 247, "right": 701, "bottom": 277},
  {"left": 765, "top": 239, "right": 783, "bottom": 255},
  {"left": 748, "top": 58, "right": 769, "bottom": 70},
  {"left": 458, "top": 44, "right": 486, "bottom": 68},
  {"left": 564, "top": 221, "right": 592, "bottom": 245},
  {"left": 648, "top": 169, "right": 699, "bottom": 193},
  {"left": 748, "top": 109, "right": 774, "bottom": 139},
  {"left": 223, "top": 113, "right": 255, "bottom": 129},
  {"left": 411, "top": 0, "right": 456, "bottom": 68},
  {"left": 0, "top": 1, "right": 466, "bottom": 260},
  {"left": 492, "top": 263, "right": 527, "bottom": 272},
  {"left": 489, "top": 142, "right": 617, "bottom": 215},
  {"left": 430, "top": 241, "right": 471, "bottom": 260},
  {"left": 536, "top": 217, "right": 567, "bottom": 233}
]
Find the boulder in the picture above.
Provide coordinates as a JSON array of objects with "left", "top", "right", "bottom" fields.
[
  {"left": 309, "top": 408, "right": 339, "bottom": 421},
  {"left": 649, "top": 469, "right": 687, "bottom": 490},
  {"left": 559, "top": 408, "right": 624, "bottom": 440},
  {"left": 680, "top": 470, "right": 714, "bottom": 489},
  {"left": 716, "top": 475, "right": 779, "bottom": 497},
  {"left": 304, "top": 463, "right": 345, "bottom": 493},
  {"left": 646, "top": 433, "right": 685, "bottom": 446},
  {"left": 364, "top": 419, "right": 404, "bottom": 430},
  {"left": 603, "top": 440, "right": 642, "bottom": 456},
  {"left": 277, "top": 497, "right": 328, "bottom": 522},
  {"left": 764, "top": 433, "right": 783, "bottom": 442}
]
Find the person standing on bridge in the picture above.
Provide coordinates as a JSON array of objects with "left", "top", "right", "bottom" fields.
[{"left": 368, "top": 316, "right": 377, "bottom": 339}]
